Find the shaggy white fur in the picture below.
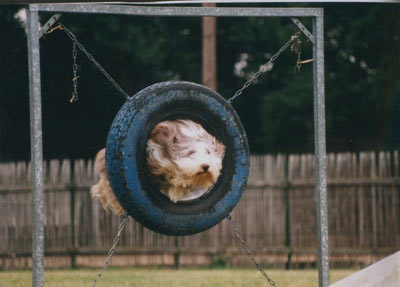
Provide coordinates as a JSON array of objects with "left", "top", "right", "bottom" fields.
[
  {"left": 90, "top": 119, "right": 225, "bottom": 214},
  {"left": 146, "top": 120, "right": 225, "bottom": 202}
]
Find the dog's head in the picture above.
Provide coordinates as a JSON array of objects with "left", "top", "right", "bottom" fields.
[{"left": 146, "top": 120, "right": 225, "bottom": 191}]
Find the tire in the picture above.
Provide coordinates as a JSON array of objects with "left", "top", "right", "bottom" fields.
[{"left": 106, "top": 81, "right": 249, "bottom": 236}]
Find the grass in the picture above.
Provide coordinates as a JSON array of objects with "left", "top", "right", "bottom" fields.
[{"left": 0, "top": 268, "right": 355, "bottom": 287}]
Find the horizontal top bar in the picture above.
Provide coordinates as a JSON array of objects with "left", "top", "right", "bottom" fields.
[
  {"left": 19, "top": 0, "right": 399, "bottom": 4},
  {"left": 114, "top": 0, "right": 400, "bottom": 3},
  {"left": 35, "top": 4, "right": 323, "bottom": 17}
]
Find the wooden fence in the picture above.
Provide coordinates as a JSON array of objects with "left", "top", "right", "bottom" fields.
[{"left": 0, "top": 151, "right": 399, "bottom": 270}]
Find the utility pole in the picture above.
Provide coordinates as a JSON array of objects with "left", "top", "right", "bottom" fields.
[{"left": 202, "top": 2, "right": 217, "bottom": 91}]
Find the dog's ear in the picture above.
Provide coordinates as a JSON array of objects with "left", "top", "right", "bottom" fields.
[
  {"left": 150, "top": 121, "right": 178, "bottom": 152},
  {"left": 147, "top": 122, "right": 178, "bottom": 177},
  {"left": 214, "top": 140, "right": 226, "bottom": 157}
]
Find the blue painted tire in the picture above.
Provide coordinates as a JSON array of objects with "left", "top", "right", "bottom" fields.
[{"left": 106, "top": 81, "right": 249, "bottom": 236}]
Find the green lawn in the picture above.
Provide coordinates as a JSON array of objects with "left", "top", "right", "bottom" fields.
[{"left": 0, "top": 268, "right": 355, "bottom": 287}]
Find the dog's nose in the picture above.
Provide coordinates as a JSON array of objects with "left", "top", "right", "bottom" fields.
[{"left": 201, "top": 164, "right": 209, "bottom": 172}]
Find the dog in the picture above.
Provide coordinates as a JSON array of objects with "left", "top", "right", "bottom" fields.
[{"left": 90, "top": 119, "right": 225, "bottom": 215}]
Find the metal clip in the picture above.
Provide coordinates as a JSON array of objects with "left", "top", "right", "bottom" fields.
[
  {"left": 70, "top": 93, "right": 78, "bottom": 103},
  {"left": 45, "top": 24, "right": 63, "bottom": 35},
  {"left": 298, "top": 59, "right": 314, "bottom": 65}
]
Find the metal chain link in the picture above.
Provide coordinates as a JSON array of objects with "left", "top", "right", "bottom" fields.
[
  {"left": 228, "top": 32, "right": 301, "bottom": 104},
  {"left": 292, "top": 35, "right": 302, "bottom": 73},
  {"left": 92, "top": 213, "right": 129, "bottom": 287},
  {"left": 227, "top": 35, "right": 305, "bottom": 287},
  {"left": 227, "top": 214, "right": 277, "bottom": 287},
  {"left": 58, "top": 22, "right": 130, "bottom": 99},
  {"left": 70, "top": 42, "right": 79, "bottom": 103},
  {"left": 54, "top": 23, "right": 303, "bottom": 104}
]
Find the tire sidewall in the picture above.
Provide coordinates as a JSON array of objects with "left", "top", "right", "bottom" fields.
[{"left": 106, "top": 81, "right": 249, "bottom": 236}]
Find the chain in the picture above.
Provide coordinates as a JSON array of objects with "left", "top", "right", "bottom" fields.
[
  {"left": 57, "top": 22, "right": 130, "bottom": 99},
  {"left": 228, "top": 32, "right": 301, "bottom": 104},
  {"left": 292, "top": 34, "right": 302, "bottom": 73},
  {"left": 70, "top": 42, "right": 79, "bottom": 103},
  {"left": 92, "top": 213, "right": 129, "bottom": 287},
  {"left": 49, "top": 24, "right": 308, "bottom": 104},
  {"left": 227, "top": 214, "right": 277, "bottom": 287}
]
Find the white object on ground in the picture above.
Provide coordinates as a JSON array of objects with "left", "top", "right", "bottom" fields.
[{"left": 331, "top": 251, "right": 400, "bottom": 287}]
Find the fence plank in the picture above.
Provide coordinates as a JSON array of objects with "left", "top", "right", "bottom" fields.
[{"left": 1, "top": 152, "right": 399, "bottom": 268}]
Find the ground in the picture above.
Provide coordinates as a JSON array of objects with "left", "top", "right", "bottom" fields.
[{"left": 0, "top": 268, "right": 355, "bottom": 287}]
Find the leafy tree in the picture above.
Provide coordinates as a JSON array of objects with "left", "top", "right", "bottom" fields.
[
  {"left": 0, "top": 4, "right": 399, "bottom": 161},
  {"left": 0, "top": 6, "right": 30, "bottom": 161}
]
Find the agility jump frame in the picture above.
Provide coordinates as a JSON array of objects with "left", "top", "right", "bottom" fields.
[{"left": 27, "top": 4, "right": 328, "bottom": 287}]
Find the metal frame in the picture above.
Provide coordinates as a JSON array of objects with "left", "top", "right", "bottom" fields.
[
  {"left": 27, "top": 4, "right": 328, "bottom": 287},
  {"left": 138, "top": 0, "right": 399, "bottom": 3},
  {"left": 15, "top": 0, "right": 400, "bottom": 4}
]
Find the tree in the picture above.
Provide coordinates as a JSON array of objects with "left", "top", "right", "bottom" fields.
[{"left": 1, "top": 4, "right": 400, "bottom": 161}]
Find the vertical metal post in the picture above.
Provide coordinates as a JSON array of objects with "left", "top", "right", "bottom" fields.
[
  {"left": 27, "top": 4, "right": 45, "bottom": 287},
  {"left": 312, "top": 14, "right": 330, "bottom": 287}
]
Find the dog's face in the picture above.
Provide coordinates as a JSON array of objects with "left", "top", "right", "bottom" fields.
[{"left": 146, "top": 119, "right": 225, "bottom": 202}]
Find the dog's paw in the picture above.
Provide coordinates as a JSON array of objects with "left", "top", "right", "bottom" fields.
[
  {"left": 168, "top": 192, "right": 181, "bottom": 203},
  {"left": 169, "top": 196, "right": 179, "bottom": 203},
  {"left": 168, "top": 187, "right": 186, "bottom": 203}
]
